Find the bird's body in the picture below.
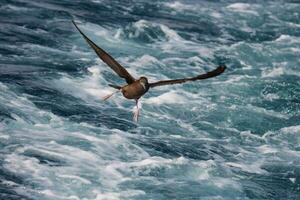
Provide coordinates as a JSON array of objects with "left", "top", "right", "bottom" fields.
[
  {"left": 72, "top": 20, "right": 226, "bottom": 122},
  {"left": 121, "top": 78, "right": 149, "bottom": 99}
]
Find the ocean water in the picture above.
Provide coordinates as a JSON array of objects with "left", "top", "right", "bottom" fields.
[{"left": 0, "top": 0, "right": 300, "bottom": 199}]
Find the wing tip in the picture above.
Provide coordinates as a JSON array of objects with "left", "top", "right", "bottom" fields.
[
  {"left": 72, "top": 20, "right": 79, "bottom": 29},
  {"left": 71, "top": 20, "right": 89, "bottom": 41},
  {"left": 217, "top": 64, "right": 227, "bottom": 73}
]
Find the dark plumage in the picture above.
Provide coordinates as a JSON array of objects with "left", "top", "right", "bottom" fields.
[{"left": 72, "top": 21, "right": 226, "bottom": 122}]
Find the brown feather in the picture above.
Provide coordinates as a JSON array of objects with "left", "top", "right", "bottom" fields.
[
  {"left": 72, "top": 20, "right": 135, "bottom": 84},
  {"left": 149, "top": 65, "right": 226, "bottom": 88}
]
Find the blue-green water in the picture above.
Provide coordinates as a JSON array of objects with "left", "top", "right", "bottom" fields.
[{"left": 0, "top": 0, "right": 300, "bottom": 199}]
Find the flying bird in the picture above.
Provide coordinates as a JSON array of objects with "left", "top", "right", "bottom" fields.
[{"left": 72, "top": 20, "right": 226, "bottom": 122}]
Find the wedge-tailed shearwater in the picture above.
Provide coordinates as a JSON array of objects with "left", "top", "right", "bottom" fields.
[{"left": 72, "top": 21, "right": 226, "bottom": 122}]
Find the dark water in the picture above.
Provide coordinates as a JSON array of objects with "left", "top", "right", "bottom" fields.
[{"left": 0, "top": 0, "right": 300, "bottom": 199}]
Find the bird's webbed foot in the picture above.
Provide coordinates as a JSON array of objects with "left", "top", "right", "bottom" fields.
[
  {"left": 102, "top": 89, "right": 121, "bottom": 101},
  {"left": 133, "top": 99, "right": 140, "bottom": 122}
]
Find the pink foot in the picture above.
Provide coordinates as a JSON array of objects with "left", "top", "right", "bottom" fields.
[{"left": 102, "top": 89, "right": 120, "bottom": 101}]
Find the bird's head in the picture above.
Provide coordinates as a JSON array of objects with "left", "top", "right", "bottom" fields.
[{"left": 139, "top": 76, "right": 149, "bottom": 89}]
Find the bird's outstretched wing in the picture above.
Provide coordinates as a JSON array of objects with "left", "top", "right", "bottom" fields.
[
  {"left": 72, "top": 20, "right": 135, "bottom": 84},
  {"left": 149, "top": 65, "right": 226, "bottom": 88}
]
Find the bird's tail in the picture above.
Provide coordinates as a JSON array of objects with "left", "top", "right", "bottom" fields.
[{"left": 108, "top": 84, "right": 122, "bottom": 90}]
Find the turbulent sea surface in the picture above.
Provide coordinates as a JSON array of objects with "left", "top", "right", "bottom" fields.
[{"left": 0, "top": 0, "right": 300, "bottom": 199}]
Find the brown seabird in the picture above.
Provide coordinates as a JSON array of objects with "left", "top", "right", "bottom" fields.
[{"left": 72, "top": 21, "right": 226, "bottom": 122}]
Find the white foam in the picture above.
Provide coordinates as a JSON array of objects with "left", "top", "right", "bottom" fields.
[
  {"left": 275, "top": 34, "right": 300, "bottom": 43},
  {"left": 113, "top": 28, "right": 122, "bottom": 39},
  {"left": 289, "top": 178, "right": 296, "bottom": 183},
  {"left": 227, "top": 3, "right": 251, "bottom": 10},
  {"left": 108, "top": 156, "right": 188, "bottom": 176},
  {"left": 144, "top": 91, "right": 187, "bottom": 105},
  {"left": 21, "top": 43, "right": 69, "bottom": 57},
  {"left": 177, "top": 119, "right": 196, "bottom": 132},
  {"left": 95, "top": 191, "right": 119, "bottom": 200},
  {"left": 262, "top": 67, "right": 284, "bottom": 78},
  {"left": 83, "top": 22, "right": 120, "bottom": 43},
  {"left": 287, "top": 22, "right": 300, "bottom": 28},
  {"left": 158, "top": 28, "right": 205, "bottom": 56},
  {"left": 170, "top": 134, "right": 183, "bottom": 138},
  {"left": 195, "top": 160, "right": 216, "bottom": 181},
  {"left": 240, "top": 131, "right": 264, "bottom": 141},
  {"left": 66, "top": 195, "right": 80, "bottom": 200},
  {"left": 0, "top": 83, "right": 66, "bottom": 127},
  {"left": 160, "top": 24, "right": 184, "bottom": 42},
  {"left": 280, "top": 125, "right": 300, "bottom": 134},
  {"left": 257, "top": 145, "right": 278, "bottom": 154},
  {"left": 121, "top": 55, "right": 161, "bottom": 77},
  {"left": 133, "top": 19, "right": 148, "bottom": 30},
  {"left": 211, "top": 11, "right": 222, "bottom": 19},
  {"left": 262, "top": 131, "right": 276, "bottom": 139},
  {"left": 198, "top": 170, "right": 210, "bottom": 180},
  {"left": 221, "top": 75, "right": 251, "bottom": 85},
  {"left": 0, "top": 77, "right": 153, "bottom": 199},
  {"left": 246, "top": 104, "right": 289, "bottom": 119},
  {"left": 0, "top": 180, "right": 18, "bottom": 187},
  {"left": 263, "top": 93, "right": 280, "bottom": 101},
  {"left": 56, "top": 65, "right": 118, "bottom": 101},
  {"left": 213, "top": 178, "right": 241, "bottom": 189},
  {"left": 129, "top": 20, "right": 213, "bottom": 58},
  {"left": 275, "top": 34, "right": 291, "bottom": 42},
  {"left": 0, "top": 134, "right": 10, "bottom": 139},
  {"left": 4, "top": 154, "right": 48, "bottom": 183},
  {"left": 289, "top": 47, "right": 300, "bottom": 53},
  {"left": 262, "top": 67, "right": 300, "bottom": 78},
  {"left": 39, "top": 189, "right": 56, "bottom": 197},
  {"left": 128, "top": 20, "right": 150, "bottom": 39},
  {"left": 2, "top": 125, "right": 149, "bottom": 198},
  {"left": 227, "top": 3, "right": 258, "bottom": 15},
  {"left": 164, "top": 1, "right": 195, "bottom": 12},
  {"left": 94, "top": 189, "right": 145, "bottom": 200},
  {"left": 57, "top": 174, "right": 91, "bottom": 184},
  {"left": 91, "top": 0, "right": 104, "bottom": 3},
  {"left": 0, "top": 4, "right": 32, "bottom": 12},
  {"left": 226, "top": 161, "right": 266, "bottom": 174},
  {"left": 135, "top": 54, "right": 159, "bottom": 66}
]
